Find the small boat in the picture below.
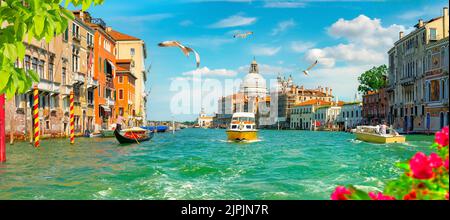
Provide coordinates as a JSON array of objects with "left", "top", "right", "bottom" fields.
[
  {"left": 114, "top": 127, "right": 154, "bottom": 144},
  {"left": 141, "top": 125, "right": 169, "bottom": 133},
  {"left": 226, "top": 112, "right": 258, "bottom": 142},
  {"left": 89, "top": 133, "right": 102, "bottom": 138},
  {"left": 354, "top": 126, "right": 406, "bottom": 144},
  {"left": 101, "top": 130, "right": 115, "bottom": 137}
]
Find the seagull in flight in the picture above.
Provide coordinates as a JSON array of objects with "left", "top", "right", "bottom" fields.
[
  {"left": 233, "top": 31, "right": 254, "bottom": 39},
  {"left": 158, "top": 41, "right": 200, "bottom": 68},
  {"left": 303, "top": 60, "right": 318, "bottom": 76}
]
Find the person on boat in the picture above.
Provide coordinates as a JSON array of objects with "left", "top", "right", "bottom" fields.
[
  {"left": 116, "top": 113, "right": 124, "bottom": 131},
  {"left": 380, "top": 121, "right": 387, "bottom": 136}
]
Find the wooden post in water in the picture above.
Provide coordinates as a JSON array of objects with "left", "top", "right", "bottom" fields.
[
  {"left": 33, "top": 86, "right": 40, "bottom": 148},
  {"left": 0, "top": 94, "right": 6, "bottom": 163},
  {"left": 70, "top": 91, "right": 75, "bottom": 144}
]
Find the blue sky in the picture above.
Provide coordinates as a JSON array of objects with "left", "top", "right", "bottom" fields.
[{"left": 82, "top": 0, "right": 449, "bottom": 121}]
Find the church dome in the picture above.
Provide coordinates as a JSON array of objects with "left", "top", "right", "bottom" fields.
[{"left": 240, "top": 59, "right": 267, "bottom": 98}]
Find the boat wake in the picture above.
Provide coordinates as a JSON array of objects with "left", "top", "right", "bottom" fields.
[
  {"left": 221, "top": 139, "right": 263, "bottom": 143},
  {"left": 349, "top": 139, "right": 362, "bottom": 144}
]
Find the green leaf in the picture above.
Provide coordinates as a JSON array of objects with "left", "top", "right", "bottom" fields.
[
  {"left": 0, "top": 71, "right": 12, "bottom": 92},
  {"left": 395, "top": 161, "right": 410, "bottom": 171},
  {"left": 3, "top": 43, "right": 17, "bottom": 60},
  {"left": 33, "top": 14, "right": 45, "bottom": 36},
  {"left": 28, "top": 70, "right": 40, "bottom": 83},
  {"left": 82, "top": 0, "right": 92, "bottom": 11},
  {"left": 16, "top": 42, "right": 25, "bottom": 60},
  {"left": 348, "top": 186, "right": 372, "bottom": 200}
]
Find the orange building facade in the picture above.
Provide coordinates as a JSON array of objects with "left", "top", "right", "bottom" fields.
[
  {"left": 76, "top": 12, "right": 117, "bottom": 131},
  {"left": 114, "top": 60, "right": 136, "bottom": 127}
]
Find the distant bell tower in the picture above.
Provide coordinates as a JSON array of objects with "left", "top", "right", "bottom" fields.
[{"left": 249, "top": 57, "right": 259, "bottom": 74}]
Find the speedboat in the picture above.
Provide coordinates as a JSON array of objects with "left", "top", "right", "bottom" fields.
[
  {"left": 226, "top": 112, "right": 258, "bottom": 142},
  {"left": 354, "top": 126, "right": 406, "bottom": 144},
  {"left": 114, "top": 127, "right": 154, "bottom": 144}
]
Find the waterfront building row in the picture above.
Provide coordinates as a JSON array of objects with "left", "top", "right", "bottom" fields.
[
  {"left": 4, "top": 10, "right": 148, "bottom": 141},
  {"left": 384, "top": 7, "right": 449, "bottom": 133}
]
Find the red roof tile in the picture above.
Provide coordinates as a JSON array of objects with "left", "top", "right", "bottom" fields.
[{"left": 107, "top": 29, "right": 141, "bottom": 41}]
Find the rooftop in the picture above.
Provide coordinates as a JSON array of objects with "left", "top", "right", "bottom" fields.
[
  {"left": 294, "top": 99, "right": 331, "bottom": 107},
  {"left": 107, "top": 29, "right": 141, "bottom": 41}
]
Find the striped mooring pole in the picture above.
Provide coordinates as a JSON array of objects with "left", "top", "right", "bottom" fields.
[
  {"left": 69, "top": 91, "right": 75, "bottom": 144},
  {"left": 33, "top": 86, "right": 40, "bottom": 148}
]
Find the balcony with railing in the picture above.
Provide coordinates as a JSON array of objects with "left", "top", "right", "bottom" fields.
[
  {"left": 73, "top": 72, "right": 85, "bottom": 85},
  {"left": 87, "top": 77, "right": 99, "bottom": 89},
  {"left": 72, "top": 33, "right": 81, "bottom": 41},
  {"left": 38, "top": 79, "right": 61, "bottom": 94},
  {"left": 400, "top": 76, "right": 415, "bottom": 86}
]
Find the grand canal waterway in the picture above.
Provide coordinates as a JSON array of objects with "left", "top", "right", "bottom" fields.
[{"left": 0, "top": 129, "right": 434, "bottom": 200}]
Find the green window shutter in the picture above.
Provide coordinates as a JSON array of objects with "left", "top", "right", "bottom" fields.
[
  {"left": 104, "top": 59, "right": 107, "bottom": 73},
  {"left": 99, "top": 58, "right": 102, "bottom": 72}
]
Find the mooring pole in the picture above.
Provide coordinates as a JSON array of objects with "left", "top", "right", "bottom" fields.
[
  {"left": 33, "top": 86, "right": 40, "bottom": 148},
  {"left": 0, "top": 94, "right": 6, "bottom": 162},
  {"left": 70, "top": 91, "right": 75, "bottom": 144}
]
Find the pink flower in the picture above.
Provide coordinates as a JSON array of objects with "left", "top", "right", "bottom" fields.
[
  {"left": 435, "top": 126, "right": 449, "bottom": 147},
  {"left": 429, "top": 153, "right": 443, "bottom": 168},
  {"left": 369, "top": 192, "right": 395, "bottom": 200},
  {"left": 409, "top": 152, "right": 434, "bottom": 180},
  {"left": 331, "top": 186, "right": 352, "bottom": 200}
]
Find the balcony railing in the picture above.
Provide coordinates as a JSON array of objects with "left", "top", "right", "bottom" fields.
[
  {"left": 400, "top": 76, "right": 415, "bottom": 86},
  {"left": 87, "top": 77, "right": 99, "bottom": 89},
  {"left": 38, "top": 80, "right": 61, "bottom": 93},
  {"left": 73, "top": 73, "right": 85, "bottom": 85}
]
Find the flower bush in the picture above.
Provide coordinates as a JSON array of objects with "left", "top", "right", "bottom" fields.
[{"left": 331, "top": 126, "right": 449, "bottom": 200}]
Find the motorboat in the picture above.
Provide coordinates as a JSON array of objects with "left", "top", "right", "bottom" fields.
[
  {"left": 354, "top": 126, "right": 406, "bottom": 144},
  {"left": 226, "top": 112, "right": 258, "bottom": 142}
]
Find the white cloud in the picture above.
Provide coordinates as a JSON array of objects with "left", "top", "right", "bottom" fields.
[
  {"left": 291, "top": 41, "right": 316, "bottom": 53},
  {"left": 264, "top": 1, "right": 305, "bottom": 8},
  {"left": 305, "top": 14, "right": 410, "bottom": 67},
  {"left": 179, "top": 20, "right": 193, "bottom": 27},
  {"left": 271, "top": 19, "right": 296, "bottom": 35},
  {"left": 182, "top": 67, "right": 238, "bottom": 77},
  {"left": 251, "top": 46, "right": 281, "bottom": 56},
  {"left": 298, "top": 65, "right": 373, "bottom": 101},
  {"left": 398, "top": 4, "right": 447, "bottom": 20},
  {"left": 209, "top": 14, "right": 257, "bottom": 28},
  {"left": 181, "top": 36, "right": 236, "bottom": 49}
]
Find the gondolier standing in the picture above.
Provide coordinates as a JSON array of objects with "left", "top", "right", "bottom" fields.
[{"left": 116, "top": 113, "right": 124, "bottom": 131}]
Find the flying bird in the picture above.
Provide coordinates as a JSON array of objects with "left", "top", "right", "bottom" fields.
[
  {"left": 233, "top": 31, "right": 254, "bottom": 39},
  {"left": 158, "top": 41, "right": 200, "bottom": 68},
  {"left": 303, "top": 60, "right": 318, "bottom": 76}
]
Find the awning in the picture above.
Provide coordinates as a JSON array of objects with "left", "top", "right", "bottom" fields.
[{"left": 100, "top": 105, "right": 111, "bottom": 112}]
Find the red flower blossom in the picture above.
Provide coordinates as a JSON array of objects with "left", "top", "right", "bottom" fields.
[
  {"left": 403, "top": 191, "right": 417, "bottom": 200},
  {"left": 446, "top": 192, "right": 449, "bottom": 200},
  {"left": 435, "top": 126, "right": 449, "bottom": 147},
  {"left": 369, "top": 192, "right": 395, "bottom": 200},
  {"left": 331, "top": 186, "right": 352, "bottom": 200},
  {"left": 410, "top": 152, "right": 434, "bottom": 180},
  {"left": 429, "top": 153, "right": 443, "bottom": 168}
]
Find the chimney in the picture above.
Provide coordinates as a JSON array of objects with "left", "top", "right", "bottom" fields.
[
  {"left": 418, "top": 19, "right": 424, "bottom": 28},
  {"left": 106, "top": 27, "right": 112, "bottom": 32},
  {"left": 399, "top": 31, "right": 404, "bottom": 40},
  {"left": 325, "top": 87, "right": 329, "bottom": 96},
  {"left": 330, "top": 89, "right": 333, "bottom": 96},
  {"left": 444, "top": 7, "right": 449, "bottom": 38}
]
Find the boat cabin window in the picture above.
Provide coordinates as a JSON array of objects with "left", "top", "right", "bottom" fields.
[
  {"left": 231, "top": 125, "right": 238, "bottom": 129},
  {"left": 233, "top": 117, "right": 255, "bottom": 122},
  {"left": 246, "top": 125, "right": 252, "bottom": 129}
]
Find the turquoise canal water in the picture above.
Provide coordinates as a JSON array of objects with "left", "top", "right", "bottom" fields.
[{"left": 0, "top": 129, "right": 434, "bottom": 200}]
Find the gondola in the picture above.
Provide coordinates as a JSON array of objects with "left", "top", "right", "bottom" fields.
[{"left": 114, "top": 127, "right": 154, "bottom": 144}]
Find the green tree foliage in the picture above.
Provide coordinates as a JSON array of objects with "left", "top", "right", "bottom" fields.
[
  {"left": 357, "top": 65, "right": 387, "bottom": 94},
  {"left": 0, "top": 0, "right": 103, "bottom": 99}
]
